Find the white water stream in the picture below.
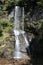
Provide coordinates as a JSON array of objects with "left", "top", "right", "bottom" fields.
[{"left": 13, "top": 6, "right": 29, "bottom": 58}]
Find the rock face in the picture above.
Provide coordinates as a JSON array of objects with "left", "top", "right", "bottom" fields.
[
  {"left": 0, "top": 58, "right": 31, "bottom": 65},
  {"left": 29, "top": 36, "right": 43, "bottom": 65}
]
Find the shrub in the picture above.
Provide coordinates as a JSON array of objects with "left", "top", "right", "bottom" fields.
[{"left": 0, "top": 19, "right": 9, "bottom": 29}]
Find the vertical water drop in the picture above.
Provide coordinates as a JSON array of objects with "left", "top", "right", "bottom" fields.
[{"left": 13, "top": 6, "right": 29, "bottom": 59}]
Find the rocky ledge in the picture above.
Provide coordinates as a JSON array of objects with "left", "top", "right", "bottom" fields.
[{"left": 0, "top": 58, "right": 31, "bottom": 65}]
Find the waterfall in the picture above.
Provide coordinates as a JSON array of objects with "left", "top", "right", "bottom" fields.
[
  {"left": 13, "top": 6, "right": 29, "bottom": 58},
  {"left": 14, "top": 6, "right": 24, "bottom": 30}
]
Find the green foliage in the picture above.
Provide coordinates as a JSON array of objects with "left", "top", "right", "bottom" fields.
[
  {"left": 0, "top": 19, "right": 9, "bottom": 29},
  {"left": 0, "top": 18, "right": 14, "bottom": 57},
  {"left": 15, "top": 0, "right": 20, "bottom": 5},
  {"left": 0, "top": 18, "right": 13, "bottom": 33},
  {"left": 37, "top": 0, "right": 43, "bottom": 6},
  {"left": 4, "top": 26, "right": 12, "bottom": 32}
]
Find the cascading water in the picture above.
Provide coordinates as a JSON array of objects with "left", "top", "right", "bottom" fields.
[
  {"left": 13, "top": 6, "right": 29, "bottom": 58},
  {"left": 14, "top": 30, "right": 24, "bottom": 58}
]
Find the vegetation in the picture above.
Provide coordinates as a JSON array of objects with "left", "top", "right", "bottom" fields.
[
  {"left": 0, "top": 18, "right": 14, "bottom": 57},
  {"left": 0, "top": 0, "right": 43, "bottom": 14}
]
